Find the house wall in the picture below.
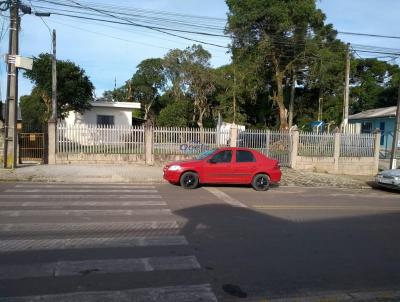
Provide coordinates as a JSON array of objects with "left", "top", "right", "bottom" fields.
[
  {"left": 350, "top": 117, "right": 396, "bottom": 150},
  {"left": 63, "top": 107, "right": 132, "bottom": 126}
]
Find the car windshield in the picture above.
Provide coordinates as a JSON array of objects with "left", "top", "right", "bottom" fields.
[{"left": 195, "top": 148, "right": 217, "bottom": 160}]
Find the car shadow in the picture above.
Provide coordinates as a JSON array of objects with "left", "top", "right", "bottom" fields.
[{"left": 174, "top": 203, "right": 400, "bottom": 300}]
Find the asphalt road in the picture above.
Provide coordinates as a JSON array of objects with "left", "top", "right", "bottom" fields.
[{"left": 0, "top": 183, "right": 399, "bottom": 301}]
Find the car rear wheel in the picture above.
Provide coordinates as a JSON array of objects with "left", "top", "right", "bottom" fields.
[
  {"left": 180, "top": 172, "right": 199, "bottom": 189},
  {"left": 252, "top": 173, "right": 270, "bottom": 191}
]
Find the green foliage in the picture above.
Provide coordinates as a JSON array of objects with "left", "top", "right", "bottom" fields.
[
  {"left": 131, "top": 58, "right": 166, "bottom": 120},
  {"left": 24, "top": 53, "right": 94, "bottom": 120},
  {"left": 157, "top": 100, "right": 192, "bottom": 127},
  {"left": 20, "top": 90, "right": 47, "bottom": 131},
  {"left": 350, "top": 58, "right": 400, "bottom": 113},
  {"left": 225, "top": 0, "right": 340, "bottom": 129}
]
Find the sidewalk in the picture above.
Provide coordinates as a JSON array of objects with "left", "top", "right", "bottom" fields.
[{"left": 0, "top": 164, "right": 375, "bottom": 189}]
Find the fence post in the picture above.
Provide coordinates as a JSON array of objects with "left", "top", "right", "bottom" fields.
[
  {"left": 333, "top": 127, "right": 341, "bottom": 173},
  {"left": 144, "top": 122, "right": 154, "bottom": 165},
  {"left": 373, "top": 128, "right": 381, "bottom": 173},
  {"left": 290, "top": 127, "right": 299, "bottom": 169},
  {"left": 47, "top": 121, "right": 57, "bottom": 164},
  {"left": 230, "top": 124, "right": 238, "bottom": 147}
]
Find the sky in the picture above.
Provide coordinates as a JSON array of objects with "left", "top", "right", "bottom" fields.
[{"left": 1, "top": 0, "right": 400, "bottom": 102}]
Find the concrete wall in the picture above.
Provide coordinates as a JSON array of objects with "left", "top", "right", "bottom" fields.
[
  {"left": 56, "top": 153, "right": 145, "bottom": 164},
  {"left": 296, "top": 156, "right": 377, "bottom": 176}
]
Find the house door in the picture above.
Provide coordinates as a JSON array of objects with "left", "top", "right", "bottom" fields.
[{"left": 379, "top": 122, "right": 385, "bottom": 146}]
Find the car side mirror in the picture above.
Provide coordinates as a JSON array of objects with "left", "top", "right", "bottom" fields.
[{"left": 209, "top": 158, "right": 217, "bottom": 164}]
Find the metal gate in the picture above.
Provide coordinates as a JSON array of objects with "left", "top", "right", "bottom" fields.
[
  {"left": 18, "top": 133, "right": 46, "bottom": 163},
  {"left": 237, "top": 129, "right": 292, "bottom": 167}
]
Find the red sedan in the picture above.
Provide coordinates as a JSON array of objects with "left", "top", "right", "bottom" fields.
[{"left": 163, "top": 147, "right": 282, "bottom": 191}]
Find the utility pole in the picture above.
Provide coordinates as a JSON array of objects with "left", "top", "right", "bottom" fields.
[
  {"left": 4, "top": 0, "right": 19, "bottom": 169},
  {"left": 233, "top": 67, "right": 237, "bottom": 124},
  {"left": 50, "top": 29, "right": 57, "bottom": 121},
  {"left": 390, "top": 85, "right": 400, "bottom": 169},
  {"left": 288, "top": 68, "right": 296, "bottom": 128},
  {"left": 342, "top": 43, "right": 350, "bottom": 129}
]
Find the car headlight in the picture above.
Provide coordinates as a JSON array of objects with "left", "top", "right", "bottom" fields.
[
  {"left": 168, "top": 165, "right": 182, "bottom": 171},
  {"left": 394, "top": 176, "right": 400, "bottom": 181}
]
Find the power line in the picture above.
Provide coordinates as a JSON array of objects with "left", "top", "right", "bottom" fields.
[{"left": 339, "top": 31, "right": 400, "bottom": 40}]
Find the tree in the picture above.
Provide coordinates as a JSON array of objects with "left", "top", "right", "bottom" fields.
[
  {"left": 24, "top": 53, "right": 94, "bottom": 120},
  {"left": 157, "top": 100, "right": 192, "bottom": 127},
  {"left": 19, "top": 89, "right": 47, "bottom": 131},
  {"left": 102, "top": 80, "right": 133, "bottom": 102},
  {"left": 131, "top": 58, "right": 166, "bottom": 120},
  {"left": 350, "top": 58, "right": 400, "bottom": 113},
  {"left": 226, "top": 0, "right": 334, "bottom": 129},
  {"left": 181, "top": 45, "right": 216, "bottom": 128}
]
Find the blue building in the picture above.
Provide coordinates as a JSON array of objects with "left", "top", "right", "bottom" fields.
[{"left": 349, "top": 106, "right": 398, "bottom": 151}]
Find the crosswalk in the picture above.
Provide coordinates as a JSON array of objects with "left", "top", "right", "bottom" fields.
[{"left": 0, "top": 183, "right": 217, "bottom": 301}]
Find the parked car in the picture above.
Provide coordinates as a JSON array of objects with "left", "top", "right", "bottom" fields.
[
  {"left": 375, "top": 169, "right": 400, "bottom": 190},
  {"left": 163, "top": 147, "right": 282, "bottom": 191}
]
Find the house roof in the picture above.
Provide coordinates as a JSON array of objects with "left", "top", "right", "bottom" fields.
[
  {"left": 349, "top": 106, "right": 397, "bottom": 120},
  {"left": 91, "top": 101, "right": 140, "bottom": 109}
]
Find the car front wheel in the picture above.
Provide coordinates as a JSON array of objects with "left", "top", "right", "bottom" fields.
[
  {"left": 180, "top": 172, "right": 199, "bottom": 189},
  {"left": 252, "top": 173, "right": 270, "bottom": 191}
]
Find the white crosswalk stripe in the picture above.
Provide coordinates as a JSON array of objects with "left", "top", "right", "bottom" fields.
[
  {"left": 14, "top": 185, "right": 156, "bottom": 189},
  {"left": 0, "top": 194, "right": 162, "bottom": 199},
  {"left": 0, "top": 284, "right": 218, "bottom": 302},
  {"left": 0, "top": 221, "right": 179, "bottom": 233},
  {"left": 5, "top": 189, "right": 158, "bottom": 193},
  {"left": 0, "top": 183, "right": 217, "bottom": 301},
  {"left": 0, "top": 235, "right": 188, "bottom": 252},
  {"left": 0, "top": 256, "right": 201, "bottom": 280},
  {"left": 0, "top": 209, "right": 172, "bottom": 217},
  {"left": 0, "top": 201, "right": 167, "bottom": 207}
]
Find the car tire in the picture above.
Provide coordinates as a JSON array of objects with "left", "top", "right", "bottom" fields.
[
  {"left": 180, "top": 172, "right": 199, "bottom": 189},
  {"left": 251, "top": 173, "right": 270, "bottom": 191}
]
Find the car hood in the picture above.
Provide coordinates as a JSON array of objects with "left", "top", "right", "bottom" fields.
[
  {"left": 165, "top": 159, "right": 202, "bottom": 167},
  {"left": 378, "top": 169, "right": 400, "bottom": 177}
]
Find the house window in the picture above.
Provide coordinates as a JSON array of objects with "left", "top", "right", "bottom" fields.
[
  {"left": 97, "top": 115, "right": 114, "bottom": 126},
  {"left": 361, "top": 121, "right": 372, "bottom": 133}
]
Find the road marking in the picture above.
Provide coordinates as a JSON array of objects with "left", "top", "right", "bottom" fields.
[
  {"left": 0, "top": 221, "right": 179, "bottom": 233},
  {"left": 0, "top": 195, "right": 162, "bottom": 199},
  {"left": 0, "top": 235, "right": 188, "bottom": 252},
  {"left": 0, "top": 201, "right": 167, "bottom": 207},
  {"left": 14, "top": 185, "right": 156, "bottom": 189},
  {"left": 0, "top": 284, "right": 217, "bottom": 302},
  {"left": 253, "top": 205, "right": 400, "bottom": 211},
  {"left": 5, "top": 189, "right": 158, "bottom": 193},
  {"left": 0, "top": 256, "right": 200, "bottom": 280},
  {"left": 0, "top": 209, "right": 172, "bottom": 217},
  {"left": 203, "top": 187, "right": 248, "bottom": 208}
]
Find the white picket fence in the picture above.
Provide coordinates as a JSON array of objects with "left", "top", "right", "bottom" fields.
[{"left": 58, "top": 124, "right": 144, "bottom": 154}]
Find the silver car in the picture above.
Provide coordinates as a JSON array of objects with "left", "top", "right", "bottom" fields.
[{"left": 375, "top": 169, "right": 400, "bottom": 190}]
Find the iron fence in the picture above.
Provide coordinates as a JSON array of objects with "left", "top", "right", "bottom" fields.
[
  {"left": 153, "top": 127, "right": 230, "bottom": 155},
  {"left": 340, "top": 133, "right": 375, "bottom": 157},
  {"left": 298, "top": 132, "right": 335, "bottom": 157},
  {"left": 237, "top": 129, "right": 291, "bottom": 166}
]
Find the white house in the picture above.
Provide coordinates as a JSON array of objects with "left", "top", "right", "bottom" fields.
[{"left": 62, "top": 101, "right": 141, "bottom": 127}]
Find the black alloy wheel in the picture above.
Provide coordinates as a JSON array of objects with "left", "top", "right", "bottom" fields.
[
  {"left": 180, "top": 172, "right": 199, "bottom": 189},
  {"left": 252, "top": 173, "right": 270, "bottom": 191}
]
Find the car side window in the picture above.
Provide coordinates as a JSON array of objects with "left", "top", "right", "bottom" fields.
[
  {"left": 210, "top": 150, "right": 232, "bottom": 163},
  {"left": 236, "top": 150, "right": 256, "bottom": 163}
]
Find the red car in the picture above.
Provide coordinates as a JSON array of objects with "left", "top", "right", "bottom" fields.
[{"left": 163, "top": 147, "right": 282, "bottom": 191}]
